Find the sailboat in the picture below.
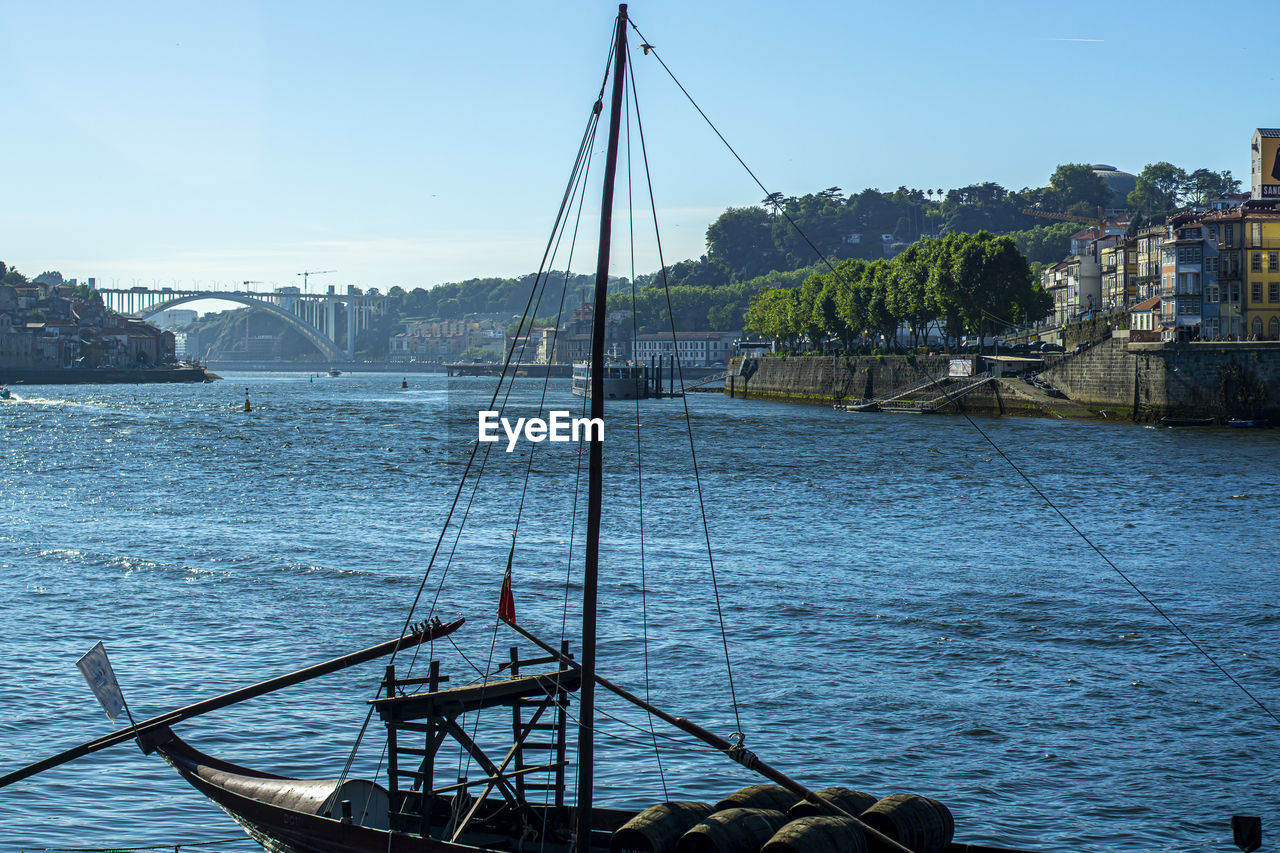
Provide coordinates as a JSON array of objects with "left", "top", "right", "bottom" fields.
[{"left": 0, "top": 7, "right": 1051, "bottom": 853}]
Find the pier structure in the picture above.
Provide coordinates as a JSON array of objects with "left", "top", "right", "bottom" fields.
[{"left": 99, "top": 285, "right": 389, "bottom": 362}]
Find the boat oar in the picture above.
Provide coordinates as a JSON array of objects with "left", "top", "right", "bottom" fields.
[
  {"left": 502, "top": 618, "right": 913, "bottom": 853},
  {"left": 0, "top": 617, "right": 464, "bottom": 790}
]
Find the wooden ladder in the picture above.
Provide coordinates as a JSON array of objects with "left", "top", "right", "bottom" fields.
[
  {"left": 383, "top": 660, "right": 448, "bottom": 835},
  {"left": 504, "top": 642, "right": 571, "bottom": 810}
]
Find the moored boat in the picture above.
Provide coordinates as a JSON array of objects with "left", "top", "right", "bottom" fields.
[
  {"left": 3, "top": 7, "right": 1268, "bottom": 853},
  {"left": 572, "top": 360, "right": 647, "bottom": 400}
]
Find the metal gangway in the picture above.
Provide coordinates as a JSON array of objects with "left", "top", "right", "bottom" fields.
[{"left": 877, "top": 372, "right": 994, "bottom": 413}]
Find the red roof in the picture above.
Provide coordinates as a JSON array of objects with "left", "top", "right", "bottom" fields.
[{"left": 1131, "top": 297, "right": 1161, "bottom": 311}]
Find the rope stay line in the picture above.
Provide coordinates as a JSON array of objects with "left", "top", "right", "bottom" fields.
[
  {"left": 624, "top": 66, "right": 669, "bottom": 800},
  {"left": 628, "top": 56, "right": 744, "bottom": 738},
  {"left": 631, "top": 20, "right": 1280, "bottom": 731},
  {"left": 333, "top": 76, "right": 610, "bottom": 793},
  {"left": 438, "top": 85, "right": 609, "bottom": 801}
]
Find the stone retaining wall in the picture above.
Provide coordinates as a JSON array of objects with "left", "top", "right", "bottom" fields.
[
  {"left": 726, "top": 354, "right": 968, "bottom": 404},
  {"left": 1039, "top": 336, "right": 1280, "bottom": 419},
  {"left": 729, "top": 341, "right": 1280, "bottom": 421}
]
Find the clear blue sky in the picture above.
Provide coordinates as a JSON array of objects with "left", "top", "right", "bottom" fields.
[{"left": 3, "top": 0, "right": 1273, "bottom": 296}]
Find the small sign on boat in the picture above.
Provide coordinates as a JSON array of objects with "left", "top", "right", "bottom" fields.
[{"left": 76, "top": 641, "right": 126, "bottom": 721}]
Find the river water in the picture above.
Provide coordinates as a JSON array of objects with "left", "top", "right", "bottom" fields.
[{"left": 1, "top": 371, "right": 1277, "bottom": 852}]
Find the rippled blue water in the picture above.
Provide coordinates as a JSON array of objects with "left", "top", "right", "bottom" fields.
[{"left": 1, "top": 372, "right": 1278, "bottom": 852}]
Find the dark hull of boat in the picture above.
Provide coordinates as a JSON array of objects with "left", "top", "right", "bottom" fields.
[
  {"left": 152, "top": 727, "right": 631, "bottom": 852},
  {"left": 155, "top": 727, "right": 496, "bottom": 853}
]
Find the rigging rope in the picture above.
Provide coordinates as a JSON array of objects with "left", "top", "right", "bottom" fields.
[
  {"left": 625, "top": 65, "right": 669, "bottom": 801},
  {"left": 631, "top": 19, "right": 1280, "bottom": 732},
  {"left": 628, "top": 58, "right": 744, "bottom": 737},
  {"left": 334, "top": 83, "right": 609, "bottom": 794},
  {"left": 950, "top": 398, "right": 1280, "bottom": 728}
]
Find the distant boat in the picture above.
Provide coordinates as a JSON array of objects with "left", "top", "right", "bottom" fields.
[
  {"left": 328, "top": 368, "right": 342, "bottom": 377},
  {"left": 1156, "top": 416, "right": 1215, "bottom": 428},
  {"left": 572, "top": 361, "right": 646, "bottom": 400},
  {"left": 1227, "top": 418, "right": 1270, "bottom": 428},
  {"left": 0, "top": 388, "right": 11, "bottom": 401}
]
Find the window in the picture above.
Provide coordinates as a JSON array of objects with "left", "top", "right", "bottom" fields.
[
  {"left": 1271, "top": 282, "right": 1280, "bottom": 303},
  {"left": 1177, "top": 247, "right": 1202, "bottom": 264},
  {"left": 1209, "top": 226, "right": 1218, "bottom": 240},
  {"left": 1225, "top": 224, "right": 1235, "bottom": 246},
  {"left": 1252, "top": 253, "right": 1264, "bottom": 272},
  {"left": 1230, "top": 283, "right": 1242, "bottom": 303},
  {"left": 1252, "top": 282, "right": 1264, "bottom": 303},
  {"left": 1253, "top": 316, "right": 1264, "bottom": 337},
  {"left": 1252, "top": 223, "right": 1263, "bottom": 245},
  {"left": 1272, "top": 317, "right": 1280, "bottom": 340},
  {"left": 1271, "top": 252, "right": 1279, "bottom": 272},
  {"left": 1206, "top": 284, "right": 1220, "bottom": 304},
  {"left": 1205, "top": 257, "right": 1219, "bottom": 272}
]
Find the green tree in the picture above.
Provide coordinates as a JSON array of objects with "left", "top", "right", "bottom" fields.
[
  {"left": 1187, "top": 168, "right": 1241, "bottom": 203},
  {"left": 1008, "top": 222, "right": 1078, "bottom": 265},
  {"left": 1127, "top": 162, "right": 1188, "bottom": 217},
  {"left": 744, "top": 287, "right": 799, "bottom": 350},
  {"left": 832, "top": 260, "right": 870, "bottom": 342},
  {"left": 887, "top": 239, "right": 938, "bottom": 347},
  {"left": 1046, "top": 163, "right": 1111, "bottom": 217},
  {"left": 706, "top": 206, "right": 784, "bottom": 280},
  {"left": 796, "top": 274, "right": 827, "bottom": 350}
]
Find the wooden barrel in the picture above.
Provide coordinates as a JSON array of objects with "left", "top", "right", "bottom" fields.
[
  {"left": 858, "top": 794, "right": 954, "bottom": 853},
  {"left": 675, "top": 807, "right": 789, "bottom": 853},
  {"left": 786, "top": 787, "right": 878, "bottom": 819},
  {"left": 762, "top": 816, "right": 868, "bottom": 853},
  {"left": 713, "top": 784, "right": 801, "bottom": 812},
  {"left": 611, "top": 802, "right": 716, "bottom": 853}
]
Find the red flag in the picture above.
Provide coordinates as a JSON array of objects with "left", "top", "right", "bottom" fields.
[{"left": 497, "top": 542, "right": 516, "bottom": 624}]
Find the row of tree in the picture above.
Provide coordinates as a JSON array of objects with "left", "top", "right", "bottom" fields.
[
  {"left": 743, "top": 232, "right": 1051, "bottom": 353},
  {"left": 653, "top": 161, "right": 1239, "bottom": 291}
]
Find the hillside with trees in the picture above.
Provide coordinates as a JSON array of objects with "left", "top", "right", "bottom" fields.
[{"left": 146, "top": 159, "right": 1243, "bottom": 360}]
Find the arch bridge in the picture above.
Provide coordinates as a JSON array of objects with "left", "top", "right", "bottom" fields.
[{"left": 98, "top": 286, "right": 389, "bottom": 362}]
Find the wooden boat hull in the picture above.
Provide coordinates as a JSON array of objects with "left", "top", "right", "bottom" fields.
[
  {"left": 152, "top": 727, "right": 629, "bottom": 852},
  {"left": 155, "top": 727, "right": 489, "bottom": 853}
]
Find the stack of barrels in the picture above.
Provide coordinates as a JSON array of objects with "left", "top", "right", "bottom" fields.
[{"left": 610, "top": 784, "right": 954, "bottom": 853}]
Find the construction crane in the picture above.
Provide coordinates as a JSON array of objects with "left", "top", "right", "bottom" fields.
[
  {"left": 297, "top": 270, "right": 335, "bottom": 293},
  {"left": 1021, "top": 205, "right": 1123, "bottom": 239},
  {"left": 242, "top": 280, "right": 263, "bottom": 292}
]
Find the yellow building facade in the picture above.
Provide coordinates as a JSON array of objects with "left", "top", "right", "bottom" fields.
[{"left": 1244, "top": 216, "right": 1280, "bottom": 339}]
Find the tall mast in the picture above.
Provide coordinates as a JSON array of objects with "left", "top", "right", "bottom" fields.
[{"left": 578, "top": 5, "right": 627, "bottom": 849}]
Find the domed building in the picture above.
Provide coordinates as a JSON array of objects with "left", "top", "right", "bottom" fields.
[{"left": 1090, "top": 164, "right": 1137, "bottom": 207}]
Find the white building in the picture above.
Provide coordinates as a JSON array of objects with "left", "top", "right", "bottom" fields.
[{"left": 632, "top": 331, "right": 739, "bottom": 367}]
